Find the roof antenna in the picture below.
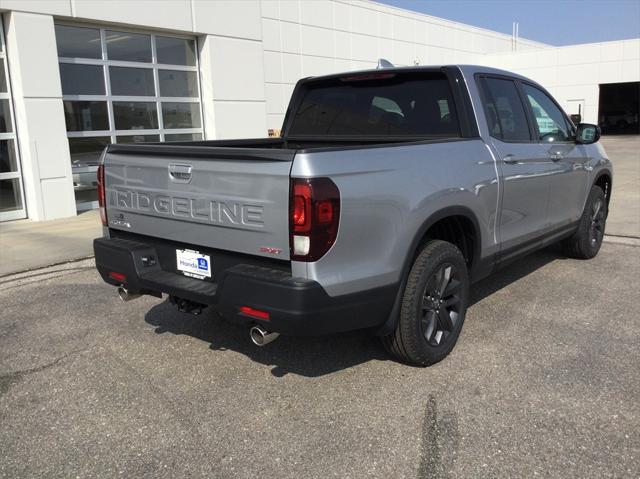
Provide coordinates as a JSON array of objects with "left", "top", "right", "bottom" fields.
[{"left": 376, "top": 58, "right": 394, "bottom": 69}]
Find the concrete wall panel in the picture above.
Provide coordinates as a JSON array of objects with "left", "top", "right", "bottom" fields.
[
  {"left": 213, "top": 101, "right": 266, "bottom": 139},
  {"left": 261, "top": 17, "right": 281, "bottom": 51},
  {"left": 300, "top": 0, "right": 334, "bottom": 29},
  {"left": 282, "top": 52, "right": 302, "bottom": 83},
  {"left": 301, "top": 54, "right": 334, "bottom": 77},
  {"left": 278, "top": 0, "right": 299, "bottom": 23},
  {"left": 193, "top": 0, "right": 262, "bottom": 39},
  {"left": 333, "top": 1, "right": 350, "bottom": 32},
  {"left": 392, "top": 14, "right": 414, "bottom": 43},
  {"left": 40, "top": 177, "right": 76, "bottom": 220},
  {"left": 4, "top": 12, "right": 61, "bottom": 97},
  {"left": 300, "top": 24, "right": 334, "bottom": 57},
  {"left": 209, "top": 37, "right": 265, "bottom": 101},
  {"left": 73, "top": 0, "right": 192, "bottom": 32},
  {"left": 23, "top": 99, "right": 70, "bottom": 180},
  {"left": 263, "top": 51, "right": 283, "bottom": 83},
  {"left": 350, "top": 3, "right": 378, "bottom": 36},
  {"left": 260, "top": 0, "right": 279, "bottom": 20},
  {"left": 0, "top": 0, "right": 71, "bottom": 16},
  {"left": 265, "top": 82, "right": 284, "bottom": 114},
  {"left": 280, "top": 21, "right": 301, "bottom": 54}
]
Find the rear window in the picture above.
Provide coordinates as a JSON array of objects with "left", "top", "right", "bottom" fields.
[{"left": 288, "top": 72, "right": 460, "bottom": 138}]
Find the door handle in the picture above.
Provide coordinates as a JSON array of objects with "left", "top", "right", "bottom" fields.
[
  {"left": 550, "top": 152, "right": 564, "bottom": 162},
  {"left": 503, "top": 154, "right": 518, "bottom": 165}
]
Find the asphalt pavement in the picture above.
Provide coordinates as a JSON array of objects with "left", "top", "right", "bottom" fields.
[{"left": 1, "top": 242, "right": 638, "bottom": 478}]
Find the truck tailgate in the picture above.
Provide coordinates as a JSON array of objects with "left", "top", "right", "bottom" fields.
[{"left": 103, "top": 145, "right": 295, "bottom": 260}]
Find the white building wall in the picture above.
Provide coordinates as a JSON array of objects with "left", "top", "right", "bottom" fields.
[
  {"left": 479, "top": 39, "right": 640, "bottom": 124},
  {"left": 260, "top": 0, "right": 548, "bottom": 129}
]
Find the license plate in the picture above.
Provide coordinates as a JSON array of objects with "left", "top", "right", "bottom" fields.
[{"left": 176, "top": 249, "right": 211, "bottom": 279}]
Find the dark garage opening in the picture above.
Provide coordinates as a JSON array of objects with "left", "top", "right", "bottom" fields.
[{"left": 598, "top": 82, "right": 640, "bottom": 135}]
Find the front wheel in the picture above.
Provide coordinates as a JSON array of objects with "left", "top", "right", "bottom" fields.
[
  {"left": 563, "top": 185, "right": 607, "bottom": 259},
  {"left": 381, "top": 240, "right": 469, "bottom": 366}
]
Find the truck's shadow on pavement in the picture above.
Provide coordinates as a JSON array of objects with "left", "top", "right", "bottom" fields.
[{"left": 144, "top": 245, "right": 565, "bottom": 377}]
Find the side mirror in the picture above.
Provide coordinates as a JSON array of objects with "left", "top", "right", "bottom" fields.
[{"left": 575, "top": 123, "right": 601, "bottom": 144}]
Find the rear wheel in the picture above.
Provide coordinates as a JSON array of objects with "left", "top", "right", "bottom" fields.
[
  {"left": 563, "top": 185, "right": 607, "bottom": 259},
  {"left": 381, "top": 240, "right": 469, "bottom": 366}
]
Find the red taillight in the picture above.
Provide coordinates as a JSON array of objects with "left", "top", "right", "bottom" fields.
[
  {"left": 292, "top": 183, "right": 311, "bottom": 233},
  {"left": 293, "top": 196, "right": 306, "bottom": 225},
  {"left": 240, "top": 306, "right": 270, "bottom": 321},
  {"left": 108, "top": 271, "right": 126, "bottom": 282},
  {"left": 97, "top": 164, "right": 107, "bottom": 226},
  {"left": 289, "top": 178, "right": 340, "bottom": 262}
]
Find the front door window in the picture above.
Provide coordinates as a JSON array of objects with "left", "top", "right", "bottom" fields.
[{"left": 522, "top": 83, "right": 573, "bottom": 142}]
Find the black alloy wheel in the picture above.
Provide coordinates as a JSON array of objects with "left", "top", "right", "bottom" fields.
[
  {"left": 589, "top": 196, "right": 605, "bottom": 247},
  {"left": 420, "top": 263, "right": 462, "bottom": 347}
]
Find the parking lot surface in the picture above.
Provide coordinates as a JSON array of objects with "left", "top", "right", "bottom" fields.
[{"left": 1, "top": 242, "right": 638, "bottom": 478}]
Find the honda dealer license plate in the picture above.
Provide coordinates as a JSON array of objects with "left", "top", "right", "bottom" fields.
[{"left": 176, "top": 249, "right": 212, "bottom": 279}]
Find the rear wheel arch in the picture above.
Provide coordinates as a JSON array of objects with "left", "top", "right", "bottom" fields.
[
  {"left": 413, "top": 207, "right": 481, "bottom": 271},
  {"left": 375, "top": 206, "right": 482, "bottom": 336}
]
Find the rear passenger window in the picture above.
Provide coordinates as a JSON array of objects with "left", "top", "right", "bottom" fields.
[{"left": 480, "top": 77, "right": 531, "bottom": 142}]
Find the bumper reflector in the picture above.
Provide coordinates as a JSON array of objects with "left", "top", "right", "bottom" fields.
[
  {"left": 108, "top": 271, "right": 127, "bottom": 282},
  {"left": 240, "top": 306, "right": 270, "bottom": 321}
]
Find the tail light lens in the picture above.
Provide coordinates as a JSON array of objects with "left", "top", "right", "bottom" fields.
[
  {"left": 97, "top": 164, "right": 107, "bottom": 226},
  {"left": 290, "top": 178, "right": 340, "bottom": 262}
]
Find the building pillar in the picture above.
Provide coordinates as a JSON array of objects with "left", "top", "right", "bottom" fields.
[
  {"left": 198, "top": 33, "right": 268, "bottom": 140},
  {"left": 4, "top": 11, "right": 75, "bottom": 220}
]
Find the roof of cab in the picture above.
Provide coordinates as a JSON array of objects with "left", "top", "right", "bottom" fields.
[{"left": 300, "top": 64, "right": 534, "bottom": 84}]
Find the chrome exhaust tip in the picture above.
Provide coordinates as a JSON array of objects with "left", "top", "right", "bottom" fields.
[
  {"left": 118, "top": 286, "right": 141, "bottom": 302},
  {"left": 249, "top": 325, "right": 280, "bottom": 347}
]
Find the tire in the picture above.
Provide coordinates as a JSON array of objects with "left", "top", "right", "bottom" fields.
[
  {"left": 381, "top": 240, "right": 469, "bottom": 366},
  {"left": 563, "top": 185, "right": 607, "bottom": 259}
]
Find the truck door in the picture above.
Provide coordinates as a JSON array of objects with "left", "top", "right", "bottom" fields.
[
  {"left": 477, "top": 76, "right": 555, "bottom": 258},
  {"left": 520, "top": 83, "right": 589, "bottom": 229}
]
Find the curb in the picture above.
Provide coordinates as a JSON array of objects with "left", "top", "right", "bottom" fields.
[{"left": 0, "top": 255, "right": 94, "bottom": 280}]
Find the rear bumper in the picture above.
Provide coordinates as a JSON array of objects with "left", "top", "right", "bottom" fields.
[{"left": 94, "top": 237, "right": 396, "bottom": 336}]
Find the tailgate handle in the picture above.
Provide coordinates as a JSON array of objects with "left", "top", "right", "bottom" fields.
[{"left": 168, "top": 163, "right": 192, "bottom": 183}]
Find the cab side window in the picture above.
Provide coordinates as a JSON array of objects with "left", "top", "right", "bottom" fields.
[
  {"left": 480, "top": 77, "right": 531, "bottom": 142},
  {"left": 522, "top": 84, "right": 572, "bottom": 142}
]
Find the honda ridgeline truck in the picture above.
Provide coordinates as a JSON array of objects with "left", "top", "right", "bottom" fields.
[{"left": 94, "top": 65, "right": 612, "bottom": 366}]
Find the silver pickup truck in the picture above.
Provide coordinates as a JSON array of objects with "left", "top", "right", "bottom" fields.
[{"left": 94, "top": 64, "right": 612, "bottom": 366}]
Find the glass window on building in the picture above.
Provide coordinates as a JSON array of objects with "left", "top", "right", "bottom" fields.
[
  {"left": 55, "top": 24, "right": 203, "bottom": 212},
  {"left": 0, "top": 22, "right": 26, "bottom": 222}
]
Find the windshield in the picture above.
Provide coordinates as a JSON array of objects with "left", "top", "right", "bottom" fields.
[{"left": 288, "top": 72, "right": 460, "bottom": 139}]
